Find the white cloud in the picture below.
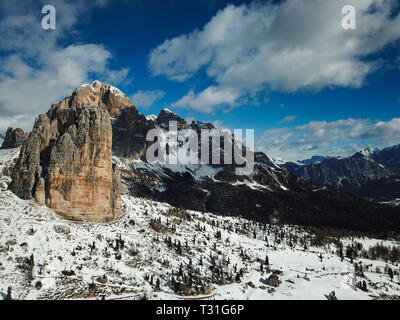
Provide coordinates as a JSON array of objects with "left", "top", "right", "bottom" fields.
[
  {"left": 131, "top": 90, "right": 165, "bottom": 108},
  {"left": 279, "top": 115, "right": 297, "bottom": 124},
  {"left": 257, "top": 117, "right": 400, "bottom": 161},
  {"left": 171, "top": 86, "right": 239, "bottom": 113},
  {"left": 149, "top": 0, "right": 400, "bottom": 112},
  {"left": 0, "top": 0, "right": 131, "bottom": 133},
  {"left": 212, "top": 120, "right": 224, "bottom": 129}
]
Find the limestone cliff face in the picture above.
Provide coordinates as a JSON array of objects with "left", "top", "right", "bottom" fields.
[
  {"left": 9, "top": 81, "right": 122, "bottom": 222},
  {"left": 9, "top": 115, "right": 51, "bottom": 200},
  {"left": 48, "top": 80, "right": 153, "bottom": 160}
]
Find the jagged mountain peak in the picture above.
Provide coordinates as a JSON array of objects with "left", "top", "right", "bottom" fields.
[
  {"left": 0, "top": 127, "right": 28, "bottom": 149},
  {"left": 359, "top": 147, "right": 375, "bottom": 156},
  {"left": 48, "top": 81, "right": 134, "bottom": 118},
  {"left": 160, "top": 107, "right": 175, "bottom": 114},
  {"left": 353, "top": 147, "right": 376, "bottom": 160},
  {"left": 298, "top": 155, "right": 330, "bottom": 165},
  {"left": 155, "top": 107, "right": 188, "bottom": 130},
  {"left": 154, "top": 108, "right": 216, "bottom": 133},
  {"left": 78, "top": 80, "right": 128, "bottom": 98}
]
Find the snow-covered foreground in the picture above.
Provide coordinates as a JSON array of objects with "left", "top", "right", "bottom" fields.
[{"left": 0, "top": 187, "right": 399, "bottom": 300}]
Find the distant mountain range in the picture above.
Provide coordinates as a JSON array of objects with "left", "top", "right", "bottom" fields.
[{"left": 282, "top": 145, "right": 400, "bottom": 204}]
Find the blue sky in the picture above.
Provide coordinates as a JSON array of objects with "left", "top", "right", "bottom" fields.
[{"left": 1, "top": 0, "right": 400, "bottom": 160}]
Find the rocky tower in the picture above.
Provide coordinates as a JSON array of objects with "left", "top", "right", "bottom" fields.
[
  {"left": 9, "top": 81, "right": 127, "bottom": 222},
  {"left": 1, "top": 127, "right": 28, "bottom": 149}
]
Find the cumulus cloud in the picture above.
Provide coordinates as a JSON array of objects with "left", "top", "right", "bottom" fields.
[
  {"left": 171, "top": 86, "right": 239, "bottom": 113},
  {"left": 149, "top": 0, "right": 400, "bottom": 112},
  {"left": 0, "top": 0, "right": 131, "bottom": 133},
  {"left": 257, "top": 117, "right": 400, "bottom": 161},
  {"left": 131, "top": 90, "right": 165, "bottom": 108}
]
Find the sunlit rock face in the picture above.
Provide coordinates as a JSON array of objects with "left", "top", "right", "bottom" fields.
[
  {"left": 49, "top": 80, "right": 134, "bottom": 118},
  {"left": 9, "top": 81, "right": 122, "bottom": 223}
]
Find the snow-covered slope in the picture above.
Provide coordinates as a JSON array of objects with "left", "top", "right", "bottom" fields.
[
  {"left": 0, "top": 147, "right": 20, "bottom": 190},
  {"left": 1, "top": 189, "right": 399, "bottom": 300}
]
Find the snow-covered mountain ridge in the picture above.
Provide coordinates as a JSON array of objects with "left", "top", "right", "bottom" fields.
[{"left": 283, "top": 144, "right": 400, "bottom": 203}]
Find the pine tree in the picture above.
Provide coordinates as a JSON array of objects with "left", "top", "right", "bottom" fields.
[
  {"left": 179, "top": 263, "right": 183, "bottom": 277},
  {"left": 362, "top": 281, "right": 367, "bottom": 291},
  {"left": 5, "top": 287, "right": 12, "bottom": 300},
  {"left": 235, "top": 272, "right": 241, "bottom": 282},
  {"left": 28, "top": 254, "right": 35, "bottom": 281},
  {"left": 388, "top": 268, "right": 394, "bottom": 281}
]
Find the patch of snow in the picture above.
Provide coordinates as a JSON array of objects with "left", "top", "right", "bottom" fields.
[
  {"left": 359, "top": 148, "right": 375, "bottom": 158},
  {"left": 146, "top": 115, "right": 157, "bottom": 121},
  {"left": 161, "top": 108, "right": 174, "bottom": 114}
]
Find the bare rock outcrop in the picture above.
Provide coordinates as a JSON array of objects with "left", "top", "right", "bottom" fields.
[
  {"left": 9, "top": 82, "right": 122, "bottom": 222},
  {"left": 1, "top": 127, "right": 28, "bottom": 149},
  {"left": 266, "top": 273, "right": 280, "bottom": 287},
  {"left": 48, "top": 80, "right": 133, "bottom": 118},
  {"left": 49, "top": 80, "right": 154, "bottom": 160}
]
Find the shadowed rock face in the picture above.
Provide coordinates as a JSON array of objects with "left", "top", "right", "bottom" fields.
[
  {"left": 1, "top": 127, "right": 28, "bottom": 149},
  {"left": 155, "top": 108, "right": 189, "bottom": 130},
  {"left": 9, "top": 115, "right": 51, "bottom": 200},
  {"left": 112, "top": 106, "right": 156, "bottom": 160},
  {"left": 9, "top": 81, "right": 122, "bottom": 223}
]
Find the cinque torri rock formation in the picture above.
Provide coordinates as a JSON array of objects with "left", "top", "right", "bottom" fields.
[{"left": 9, "top": 81, "right": 126, "bottom": 222}]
